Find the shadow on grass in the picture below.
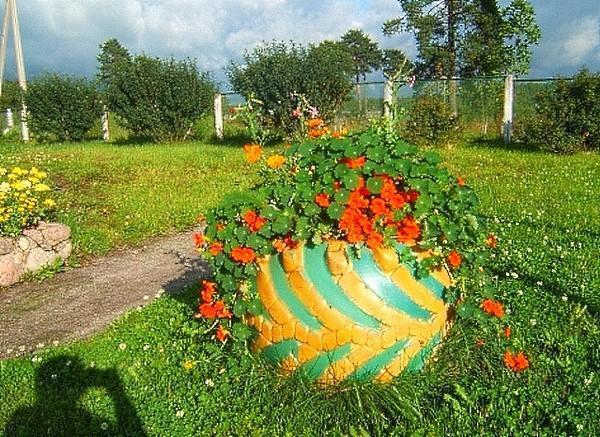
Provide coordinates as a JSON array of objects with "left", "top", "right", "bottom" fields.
[{"left": 4, "top": 355, "right": 146, "bottom": 436}]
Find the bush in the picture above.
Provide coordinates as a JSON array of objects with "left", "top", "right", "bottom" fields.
[
  {"left": 98, "top": 39, "right": 216, "bottom": 142},
  {"left": 24, "top": 74, "right": 101, "bottom": 142},
  {"left": 402, "top": 96, "right": 461, "bottom": 147},
  {"left": 0, "top": 166, "right": 56, "bottom": 236},
  {"left": 518, "top": 69, "right": 600, "bottom": 153},
  {"left": 227, "top": 41, "right": 354, "bottom": 137}
]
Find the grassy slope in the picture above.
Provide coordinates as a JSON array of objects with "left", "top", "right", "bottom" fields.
[
  {"left": 0, "top": 142, "right": 599, "bottom": 436},
  {"left": 0, "top": 141, "right": 254, "bottom": 258}
]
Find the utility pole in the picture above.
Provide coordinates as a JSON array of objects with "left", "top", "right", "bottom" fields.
[{"left": 0, "top": 0, "right": 28, "bottom": 141}]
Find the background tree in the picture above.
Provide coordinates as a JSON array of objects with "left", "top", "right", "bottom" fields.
[
  {"left": 228, "top": 40, "right": 353, "bottom": 136},
  {"left": 382, "top": 48, "right": 414, "bottom": 81},
  {"left": 383, "top": 0, "right": 541, "bottom": 112},
  {"left": 339, "top": 29, "right": 383, "bottom": 114},
  {"left": 24, "top": 74, "right": 101, "bottom": 142},
  {"left": 98, "top": 39, "right": 215, "bottom": 142}
]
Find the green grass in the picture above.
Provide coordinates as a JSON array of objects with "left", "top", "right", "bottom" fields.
[
  {"left": 0, "top": 140, "right": 254, "bottom": 259},
  {"left": 0, "top": 140, "right": 599, "bottom": 435}
]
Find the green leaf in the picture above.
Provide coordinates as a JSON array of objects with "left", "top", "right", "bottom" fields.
[
  {"left": 233, "top": 300, "right": 247, "bottom": 317},
  {"left": 231, "top": 322, "right": 253, "bottom": 340},
  {"left": 327, "top": 202, "right": 344, "bottom": 219}
]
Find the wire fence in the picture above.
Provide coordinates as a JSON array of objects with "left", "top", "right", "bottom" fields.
[{"left": 220, "top": 76, "right": 563, "bottom": 139}]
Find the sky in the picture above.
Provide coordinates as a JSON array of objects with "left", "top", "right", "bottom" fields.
[{"left": 3, "top": 0, "right": 600, "bottom": 86}]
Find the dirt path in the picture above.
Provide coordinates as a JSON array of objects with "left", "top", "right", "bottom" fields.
[{"left": 0, "top": 230, "right": 209, "bottom": 360}]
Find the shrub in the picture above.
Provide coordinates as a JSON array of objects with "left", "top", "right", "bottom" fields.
[
  {"left": 402, "top": 95, "right": 461, "bottom": 147},
  {"left": 0, "top": 166, "right": 56, "bottom": 236},
  {"left": 24, "top": 74, "right": 101, "bottom": 142},
  {"left": 517, "top": 69, "right": 600, "bottom": 153},
  {"left": 98, "top": 39, "right": 216, "bottom": 142},
  {"left": 227, "top": 41, "right": 354, "bottom": 137}
]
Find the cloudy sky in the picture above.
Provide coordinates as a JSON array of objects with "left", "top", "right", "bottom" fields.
[{"left": 5, "top": 0, "right": 600, "bottom": 85}]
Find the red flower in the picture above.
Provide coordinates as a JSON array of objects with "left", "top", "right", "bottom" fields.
[
  {"left": 504, "top": 351, "right": 529, "bottom": 372},
  {"left": 366, "top": 231, "right": 384, "bottom": 249},
  {"left": 342, "top": 156, "right": 366, "bottom": 169},
  {"left": 198, "top": 302, "right": 217, "bottom": 319},
  {"left": 406, "top": 189, "right": 420, "bottom": 203},
  {"left": 396, "top": 216, "right": 421, "bottom": 243},
  {"left": 209, "top": 242, "right": 223, "bottom": 256},
  {"left": 457, "top": 176, "right": 466, "bottom": 186},
  {"left": 216, "top": 324, "right": 229, "bottom": 343},
  {"left": 283, "top": 235, "right": 298, "bottom": 249},
  {"left": 447, "top": 250, "right": 462, "bottom": 268},
  {"left": 315, "top": 193, "right": 330, "bottom": 208},
  {"left": 200, "top": 280, "right": 216, "bottom": 302},
  {"left": 370, "top": 197, "right": 389, "bottom": 217},
  {"left": 243, "top": 210, "right": 267, "bottom": 232},
  {"left": 504, "top": 326, "right": 511, "bottom": 339},
  {"left": 193, "top": 232, "right": 206, "bottom": 247},
  {"left": 475, "top": 339, "right": 485, "bottom": 347},
  {"left": 213, "top": 300, "right": 232, "bottom": 319},
  {"left": 481, "top": 299, "right": 505, "bottom": 318},
  {"left": 216, "top": 223, "right": 225, "bottom": 232},
  {"left": 486, "top": 234, "right": 498, "bottom": 249},
  {"left": 231, "top": 247, "right": 256, "bottom": 264}
]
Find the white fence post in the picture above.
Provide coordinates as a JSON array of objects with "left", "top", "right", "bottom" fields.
[
  {"left": 383, "top": 79, "right": 393, "bottom": 118},
  {"left": 214, "top": 93, "right": 224, "bottom": 140},
  {"left": 4, "top": 107, "right": 13, "bottom": 132},
  {"left": 502, "top": 74, "right": 514, "bottom": 144},
  {"left": 101, "top": 105, "right": 110, "bottom": 142}
]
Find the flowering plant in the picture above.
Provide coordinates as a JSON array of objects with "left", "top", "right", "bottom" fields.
[
  {"left": 0, "top": 166, "right": 56, "bottom": 236},
  {"left": 194, "top": 125, "right": 529, "bottom": 372}
]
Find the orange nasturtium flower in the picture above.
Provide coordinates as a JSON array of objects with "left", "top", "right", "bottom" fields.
[
  {"left": 504, "top": 350, "right": 529, "bottom": 372},
  {"left": 396, "top": 215, "right": 421, "bottom": 244},
  {"left": 342, "top": 156, "right": 366, "bottom": 169},
  {"left": 485, "top": 234, "right": 498, "bottom": 249},
  {"left": 447, "top": 250, "right": 462, "bottom": 268},
  {"left": 216, "top": 324, "right": 229, "bottom": 343},
  {"left": 209, "top": 242, "right": 223, "bottom": 256},
  {"left": 457, "top": 176, "right": 466, "bottom": 186},
  {"left": 267, "top": 154, "right": 285, "bottom": 169},
  {"left": 193, "top": 232, "right": 206, "bottom": 247},
  {"left": 315, "top": 193, "right": 331, "bottom": 208},
  {"left": 272, "top": 239, "right": 287, "bottom": 253},
  {"left": 201, "top": 280, "right": 216, "bottom": 303},
  {"left": 243, "top": 210, "right": 267, "bottom": 232},
  {"left": 504, "top": 326, "right": 512, "bottom": 339},
  {"left": 306, "top": 118, "right": 325, "bottom": 129},
  {"left": 481, "top": 299, "right": 505, "bottom": 318},
  {"left": 231, "top": 247, "right": 256, "bottom": 264},
  {"left": 243, "top": 144, "right": 262, "bottom": 164}
]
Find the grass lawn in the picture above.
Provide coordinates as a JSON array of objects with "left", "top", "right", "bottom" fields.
[
  {"left": 0, "top": 140, "right": 255, "bottom": 259},
  {"left": 0, "top": 139, "right": 599, "bottom": 435}
]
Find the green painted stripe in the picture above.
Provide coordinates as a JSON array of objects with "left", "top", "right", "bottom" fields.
[
  {"left": 395, "top": 243, "right": 446, "bottom": 300},
  {"left": 301, "top": 343, "right": 352, "bottom": 380},
  {"left": 304, "top": 245, "right": 380, "bottom": 329},
  {"left": 269, "top": 255, "right": 323, "bottom": 331},
  {"left": 405, "top": 332, "right": 442, "bottom": 372},
  {"left": 351, "top": 339, "right": 410, "bottom": 380},
  {"left": 350, "top": 249, "right": 432, "bottom": 321},
  {"left": 262, "top": 339, "right": 299, "bottom": 363}
]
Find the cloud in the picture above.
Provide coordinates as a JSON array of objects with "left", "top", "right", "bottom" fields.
[{"left": 2, "top": 0, "right": 598, "bottom": 81}]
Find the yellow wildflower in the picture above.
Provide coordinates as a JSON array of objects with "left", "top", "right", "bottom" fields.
[
  {"left": 34, "top": 183, "right": 51, "bottom": 192},
  {"left": 44, "top": 198, "right": 56, "bottom": 208},
  {"left": 267, "top": 154, "right": 286, "bottom": 169}
]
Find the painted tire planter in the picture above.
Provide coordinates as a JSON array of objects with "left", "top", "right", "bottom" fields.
[{"left": 245, "top": 240, "right": 454, "bottom": 383}]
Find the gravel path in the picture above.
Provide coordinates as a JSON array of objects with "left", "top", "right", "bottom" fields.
[{"left": 0, "top": 230, "right": 209, "bottom": 359}]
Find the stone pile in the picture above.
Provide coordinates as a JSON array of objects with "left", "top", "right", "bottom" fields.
[{"left": 0, "top": 222, "right": 72, "bottom": 287}]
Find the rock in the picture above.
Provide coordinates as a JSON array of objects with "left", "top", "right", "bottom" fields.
[
  {"left": 0, "top": 254, "right": 22, "bottom": 287},
  {"left": 24, "top": 247, "right": 58, "bottom": 273},
  {"left": 22, "top": 227, "right": 45, "bottom": 248},
  {"left": 55, "top": 240, "right": 72, "bottom": 260},
  {"left": 17, "top": 236, "right": 31, "bottom": 251},
  {"left": 0, "top": 237, "right": 14, "bottom": 255},
  {"left": 40, "top": 223, "right": 71, "bottom": 247}
]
